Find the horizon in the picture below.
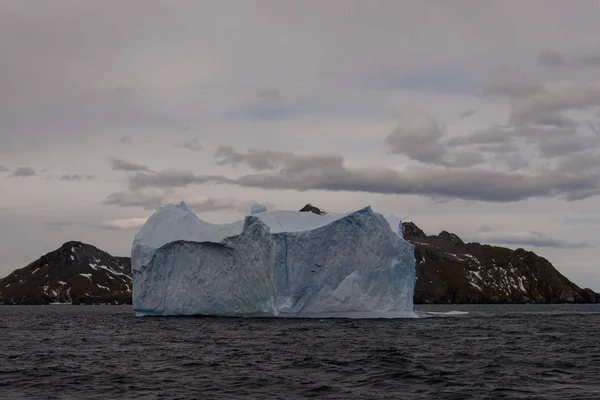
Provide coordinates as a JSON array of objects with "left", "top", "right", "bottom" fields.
[{"left": 1, "top": 1, "right": 599, "bottom": 291}]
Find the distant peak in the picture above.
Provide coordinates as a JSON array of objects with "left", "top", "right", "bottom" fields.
[
  {"left": 402, "top": 222, "right": 426, "bottom": 238},
  {"left": 299, "top": 203, "right": 325, "bottom": 215},
  {"left": 61, "top": 241, "right": 84, "bottom": 250},
  {"left": 437, "top": 230, "right": 464, "bottom": 245}
]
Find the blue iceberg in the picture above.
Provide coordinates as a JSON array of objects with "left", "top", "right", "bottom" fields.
[{"left": 132, "top": 203, "right": 416, "bottom": 318}]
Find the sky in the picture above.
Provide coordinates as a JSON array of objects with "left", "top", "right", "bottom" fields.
[{"left": 1, "top": 1, "right": 599, "bottom": 290}]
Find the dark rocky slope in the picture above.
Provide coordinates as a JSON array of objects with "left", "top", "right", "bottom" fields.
[
  {"left": 0, "top": 241, "right": 131, "bottom": 305},
  {"left": 404, "top": 222, "right": 599, "bottom": 304}
]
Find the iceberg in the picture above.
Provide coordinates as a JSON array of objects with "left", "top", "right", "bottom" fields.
[{"left": 132, "top": 202, "right": 416, "bottom": 318}]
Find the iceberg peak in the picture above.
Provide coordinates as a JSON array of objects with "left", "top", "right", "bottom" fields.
[{"left": 176, "top": 201, "right": 189, "bottom": 211}]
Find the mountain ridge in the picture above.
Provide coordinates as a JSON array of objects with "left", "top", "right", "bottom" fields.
[{"left": 0, "top": 205, "right": 597, "bottom": 305}]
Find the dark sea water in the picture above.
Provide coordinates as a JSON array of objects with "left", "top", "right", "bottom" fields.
[{"left": 1, "top": 305, "right": 599, "bottom": 400}]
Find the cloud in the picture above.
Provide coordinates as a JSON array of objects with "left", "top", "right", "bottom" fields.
[
  {"left": 449, "top": 124, "right": 597, "bottom": 160},
  {"left": 9, "top": 167, "right": 36, "bottom": 178},
  {"left": 497, "top": 153, "right": 530, "bottom": 172},
  {"left": 128, "top": 169, "right": 226, "bottom": 189},
  {"left": 45, "top": 221, "right": 76, "bottom": 232},
  {"left": 229, "top": 165, "right": 599, "bottom": 202},
  {"left": 577, "top": 53, "right": 600, "bottom": 67},
  {"left": 537, "top": 49, "right": 566, "bottom": 67},
  {"left": 109, "top": 158, "right": 151, "bottom": 172},
  {"left": 59, "top": 174, "right": 95, "bottom": 181},
  {"left": 511, "top": 81, "right": 600, "bottom": 124},
  {"left": 383, "top": 113, "right": 485, "bottom": 168},
  {"left": 562, "top": 215, "right": 600, "bottom": 225},
  {"left": 481, "top": 81, "right": 544, "bottom": 99},
  {"left": 444, "top": 152, "right": 486, "bottom": 168},
  {"left": 208, "top": 147, "right": 600, "bottom": 202},
  {"left": 102, "top": 189, "right": 166, "bottom": 210},
  {"left": 474, "top": 230, "right": 592, "bottom": 249},
  {"left": 538, "top": 49, "right": 600, "bottom": 68},
  {"left": 459, "top": 110, "right": 475, "bottom": 118},
  {"left": 537, "top": 132, "right": 600, "bottom": 158},
  {"left": 385, "top": 113, "right": 446, "bottom": 163},
  {"left": 178, "top": 137, "right": 204, "bottom": 152},
  {"left": 214, "top": 145, "right": 345, "bottom": 172},
  {"left": 477, "top": 142, "right": 519, "bottom": 154},
  {"left": 558, "top": 151, "right": 600, "bottom": 173},
  {"left": 0, "top": 165, "right": 9, "bottom": 172},
  {"left": 94, "top": 217, "right": 148, "bottom": 230}
]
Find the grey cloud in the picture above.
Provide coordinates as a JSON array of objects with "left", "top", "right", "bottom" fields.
[
  {"left": 564, "top": 188, "right": 600, "bottom": 201},
  {"left": 447, "top": 125, "right": 513, "bottom": 146},
  {"left": 532, "top": 113, "right": 579, "bottom": 128},
  {"left": 59, "top": 174, "right": 95, "bottom": 181},
  {"left": 109, "top": 157, "right": 151, "bottom": 172},
  {"left": 577, "top": 53, "right": 600, "bottom": 67},
  {"left": 475, "top": 231, "right": 591, "bottom": 249},
  {"left": 537, "top": 49, "right": 566, "bottom": 67},
  {"left": 450, "top": 124, "right": 592, "bottom": 160},
  {"left": 208, "top": 148, "right": 600, "bottom": 202},
  {"left": 537, "top": 133, "right": 600, "bottom": 158},
  {"left": 478, "top": 142, "right": 519, "bottom": 153},
  {"left": 558, "top": 151, "right": 600, "bottom": 173},
  {"left": 102, "top": 189, "right": 166, "bottom": 210},
  {"left": 215, "top": 145, "right": 248, "bottom": 167},
  {"left": 562, "top": 215, "right": 600, "bottom": 225},
  {"left": 459, "top": 110, "right": 475, "bottom": 118},
  {"left": 0, "top": 165, "right": 8, "bottom": 172},
  {"left": 215, "top": 145, "right": 344, "bottom": 172},
  {"left": 511, "top": 82, "right": 600, "bottom": 124},
  {"left": 128, "top": 169, "right": 226, "bottom": 190},
  {"left": 444, "top": 152, "right": 486, "bottom": 168},
  {"left": 481, "top": 81, "right": 544, "bottom": 99},
  {"left": 45, "top": 221, "right": 76, "bottom": 232},
  {"left": 9, "top": 167, "right": 36, "bottom": 178},
  {"left": 256, "top": 89, "right": 282, "bottom": 104},
  {"left": 385, "top": 114, "right": 446, "bottom": 164},
  {"left": 119, "top": 136, "right": 131, "bottom": 143},
  {"left": 383, "top": 115, "right": 484, "bottom": 167},
  {"left": 498, "top": 153, "right": 530, "bottom": 172},
  {"left": 178, "top": 138, "right": 204, "bottom": 152},
  {"left": 538, "top": 49, "right": 600, "bottom": 68}
]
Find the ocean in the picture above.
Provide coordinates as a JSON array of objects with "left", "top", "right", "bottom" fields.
[{"left": 1, "top": 304, "right": 599, "bottom": 399}]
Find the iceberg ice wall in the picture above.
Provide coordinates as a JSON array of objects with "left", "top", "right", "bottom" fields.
[{"left": 132, "top": 203, "right": 416, "bottom": 318}]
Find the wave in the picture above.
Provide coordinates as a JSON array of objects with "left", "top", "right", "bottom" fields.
[{"left": 424, "top": 311, "right": 469, "bottom": 316}]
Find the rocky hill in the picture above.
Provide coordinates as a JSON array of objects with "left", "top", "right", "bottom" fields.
[
  {"left": 403, "top": 222, "right": 599, "bottom": 304},
  {"left": 0, "top": 241, "right": 132, "bottom": 305}
]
